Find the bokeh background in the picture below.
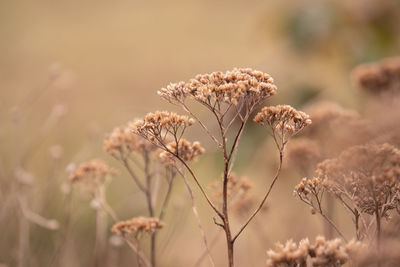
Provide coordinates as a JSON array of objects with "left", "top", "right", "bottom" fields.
[{"left": 1, "top": 0, "right": 400, "bottom": 266}]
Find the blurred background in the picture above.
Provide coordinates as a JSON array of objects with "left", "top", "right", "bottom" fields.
[{"left": 1, "top": 0, "right": 400, "bottom": 266}]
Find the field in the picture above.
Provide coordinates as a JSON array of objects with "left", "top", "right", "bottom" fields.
[{"left": 1, "top": 1, "right": 400, "bottom": 266}]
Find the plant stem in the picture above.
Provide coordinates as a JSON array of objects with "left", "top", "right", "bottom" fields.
[{"left": 232, "top": 149, "right": 283, "bottom": 243}]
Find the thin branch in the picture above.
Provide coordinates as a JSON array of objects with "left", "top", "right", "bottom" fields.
[
  {"left": 122, "top": 158, "right": 147, "bottom": 193},
  {"left": 177, "top": 168, "right": 215, "bottom": 267},
  {"left": 158, "top": 174, "right": 175, "bottom": 220},
  {"left": 124, "top": 239, "right": 151, "bottom": 267},
  {"left": 174, "top": 154, "right": 223, "bottom": 219},
  {"left": 180, "top": 102, "right": 222, "bottom": 147},
  {"left": 194, "top": 230, "right": 222, "bottom": 267},
  {"left": 232, "top": 149, "right": 283, "bottom": 243}
]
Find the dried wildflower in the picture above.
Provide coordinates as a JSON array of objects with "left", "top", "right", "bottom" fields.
[
  {"left": 159, "top": 139, "right": 205, "bottom": 165},
  {"left": 132, "top": 111, "right": 194, "bottom": 147},
  {"left": 266, "top": 239, "right": 310, "bottom": 266},
  {"left": 353, "top": 215, "right": 400, "bottom": 266},
  {"left": 254, "top": 105, "right": 311, "bottom": 149},
  {"left": 158, "top": 68, "right": 277, "bottom": 107},
  {"left": 287, "top": 138, "right": 322, "bottom": 174},
  {"left": 295, "top": 177, "right": 323, "bottom": 201},
  {"left": 69, "top": 159, "right": 116, "bottom": 184},
  {"left": 111, "top": 217, "right": 164, "bottom": 238},
  {"left": 104, "top": 125, "right": 156, "bottom": 159},
  {"left": 316, "top": 143, "right": 400, "bottom": 217},
  {"left": 301, "top": 102, "right": 372, "bottom": 157},
  {"left": 352, "top": 57, "right": 400, "bottom": 95},
  {"left": 210, "top": 173, "right": 255, "bottom": 215},
  {"left": 266, "top": 236, "right": 363, "bottom": 267}
]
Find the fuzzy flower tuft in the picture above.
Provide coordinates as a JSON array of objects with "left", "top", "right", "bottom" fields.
[
  {"left": 159, "top": 139, "right": 205, "bottom": 165},
  {"left": 254, "top": 105, "right": 311, "bottom": 149},
  {"left": 111, "top": 217, "right": 164, "bottom": 238},
  {"left": 158, "top": 68, "right": 277, "bottom": 106},
  {"left": 131, "top": 111, "right": 194, "bottom": 146}
]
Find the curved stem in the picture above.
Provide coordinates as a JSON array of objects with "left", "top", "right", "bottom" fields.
[
  {"left": 125, "top": 239, "right": 151, "bottom": 267},
  {"left": 232, "top": 149, "right": 283, "bottom": 243},
  {"left": 175, "top": 156, "right": 223, "bottom": 219},
  {"left": 122, "top": 159, "right": 147, "bottom": 193},
  {"left": 178, "top": 169, "right": 215, "bottom": 267}
]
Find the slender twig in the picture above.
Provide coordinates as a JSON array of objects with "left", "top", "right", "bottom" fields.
[
  {"left": 122, "top": 158, "right": 147, "bottom": 193},
  {"left": 124, "top": 239, "right": 151, "bottom": 267},
  {"left": 194, "top": 230, "right": 222, "bottom": 267},
  {"left": 176, "top": 168, "right": 215, "bottom": 267},
  {"left": 232, "top": 148, "right": 283, "bottom": 243},
  {"left": 158, "top": 173, "right": 175, "bottom": 220},
  {"left": 174, "top": 155, "right": 222, "bottom": 219},
  {"left": 181, "top": 102, "right": 222, "bottom": 147}
]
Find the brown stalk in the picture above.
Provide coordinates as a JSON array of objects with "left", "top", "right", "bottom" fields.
[
  {"left": 176, "top": 168, "right": 215, "bottom": 267},
  {"left": 232, "top": 148, "right": 283, "bottom": 243}
]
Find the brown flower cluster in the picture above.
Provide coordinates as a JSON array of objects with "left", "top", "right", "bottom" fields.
[
  {"left": 111, "top": 217, "right": 164, "bottom": 238},
  {"left": 158, "top": 68, "right": 277, "bottom": 106},
  {"left": 159, "top": 139, "right": 205, "bottom": 165},
  {"left": 69, "top": 159, "right": 116, "bottom": 184},
  {"left": 316, "top": 143, "right": 400, "bottom": 216},
  {"left": 104, "top": 125, "right": 155, "bottom": 159},
  {"left": 352, "top": 57, "right": 400, "bottom": 95},
  {"left": 266, "top": 236, "right": 363, "bottom": 267},
  {"left": 288, "top": 139, "right": 322, "bottom": 174},
  {"left": 132, "top": 111, "right": 195, "bottom": 146},
  {"left": 254, "top": 105, "right": 311, "bottom": 149},
  {"left": 302, "top": 102, "right": 362, "bottom": 139},
  {"left": 294, "top": 177, "right": 323, "bottom": 203},
  {"left": 210, "top": 173, "right": 255, "bottom": 215},
  {"left": 352, "top": 215, "right": 400, "bottom": 266}
]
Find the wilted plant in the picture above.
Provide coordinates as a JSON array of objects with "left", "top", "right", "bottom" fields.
[
  {"left": 266, "top": 236, "right": 364, "bottom": 267},
  {"left": 295, "top": 143, "right": 400, "bottom": 243},
  {"left": 112, "top": 217, "right": 164, "bottom": 267},
  {"left": 132, "top": 68, "right": 311, "bottom": 266},
  {"left": 69, "top": 159, "right": 117, "bottom": 267},
  {"left": 104, "top": 124, "right": 178, "bottom": 267},
  {"left": 352, "top": 56, "right": 400, "bottom": 96}
]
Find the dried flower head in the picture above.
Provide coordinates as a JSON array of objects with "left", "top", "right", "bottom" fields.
[
  {"left": 132, "top": 111, "right": 194, "bottom": 146},
  {"left": 69, "top": 159, "right": 116, "bottom": 184},
  {"left": 352, "top": 57, "right": 400, "bottom": 95},
  {"left": 111, "top": 217, "right": 164, "bottom": 238},
  {"left": 353, "top": 215, "right": 400, "bottom": 266},
  {"left": 254, "top": 105, "right": 311, "bottom": 149},
  {"left": 266, "top": 236, "right": 363, "bottom": 267},
  {"left": 294, "top": 177, "right": 324, "bottom": 202},
  {"left": 302, "top": 102, "right": 361, "bottom": 138},
  {"left": 316, "top": 143, "right": 400, "bottom": 216},
  {"left": 287, "top": 138, "right": 322, "bottom": 174},
  {"left": 159, "top": 139, "right": 205, "bottom": 165},
  {"left": 300, "top": 102, "right": 372, "bottom": 157},
  {"left": 104, "top": 126, "right": 156, "bottom": 159},
  {"left": 266, "top": 238, "right": 310, "bottom": 266},
  {"left": 158, "top": 68, "right": 277, "bottom": 107},
  {"left": 210, "top": 173, "right": 255, "bottom": 215}
]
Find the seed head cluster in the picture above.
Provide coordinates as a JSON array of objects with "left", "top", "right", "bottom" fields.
[
  {"left": 210, "top": 173, "right": 255, "bottom": 215},
  {"left": 69, "top": 159, "right": 116, "bottom": 184},
  {"left": 158, "top": 68, "right": 277, "bottom": 106},
  {"left": 111, "top": 217, "right": 164, "bottom": 238},
  {"left": 104, "top": 126, "right": 155, "bottom": 159},
  {"left": 288, "top": 138, "right": 322, "bottom": 174},
  {"left": 266, "top": 236, "right": 364, "bottom": 267},
  {"left": 254, "top": 105, "right": 311, "bottom": 148},
  {"left": 132, "top": 111, "right": 195, "bottom": 146},
  {"left": 316, "top": 143, "right": 400, "bottom": 216},
  {"left": 352, "top": 57, "right": 400, "bottom": 95},
  {"left": 159, "top": 139, "right": 205, "bottom": 165}
]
